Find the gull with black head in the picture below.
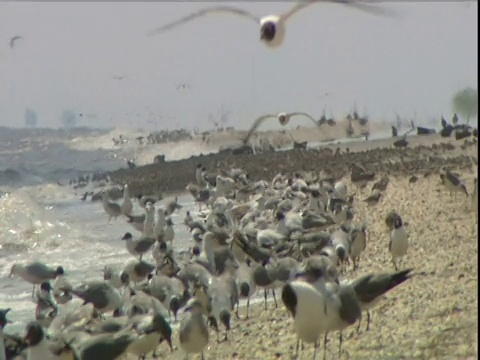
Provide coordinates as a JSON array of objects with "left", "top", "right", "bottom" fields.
[{"left": 148, "top": 1, "right": 394, "bottom": 49}]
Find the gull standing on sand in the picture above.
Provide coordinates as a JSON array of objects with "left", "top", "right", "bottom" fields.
[
  {"left": 439, "top": 170, "right": 469, "bottom": 200},
  {"left": 121, "top": 232, "right": 156, "bottom": 260},
  {"left": 147, "top": 1, "right": 392, "bottom": 49},
  {"left": 9, "top": 261, "right": 63, "bottom": 298},
  {"left": 389, "top": 215, "right": 408, "bottom": 270},
  {"left": 349, "top": 224, "right": 367, "bottom": 270},
  {"left": 349, "top": 268, "right": 413, "bottom": 332},
  {"left": 120, "top": 184, "right": 133, "bottom": 216},
  {"left": 179, "top": 299, "right": 209, "bottom": 360},
  {"left": 165, "top": 196, "right": 183, "bottom": 216},
  {"left": 281, "top": 279, "right": 328, "bottom": 359},
  {"left": 293, "top": 266, "right": 362, "bottom": 359},
  {"left": 164, "top": 218, "right": 175, "bottom": 247},
  {"left": 101, "top": 191, "right": 122, "bottom": 222},
  {"left": 243, "top": 112, "right": 319, "bottom": 145},
  {"left": 142, "top": 202, "right": 156, "bottom": 238},
  {"left": 127, "top": 311, "right": 173, "bottom": 358},
  {"left": 331, "top": 228, "right": 351, "bottom": 272},
  {"left": 235, "top": 261, "right": 257, "bottom": 319},
  {"left": 72, "top": 280, "right": 124, "bottom": 315},
  {"left": 154, "top": 207, "right": 167, "bottom": 237}
]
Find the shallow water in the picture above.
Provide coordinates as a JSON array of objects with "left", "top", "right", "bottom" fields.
[{"left": 0, "top": 184, "right": 199, "bottom": 334}]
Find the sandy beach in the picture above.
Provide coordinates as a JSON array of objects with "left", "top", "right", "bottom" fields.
[{"left": 107, "top": 128, "right": 478, "bottom": 360}]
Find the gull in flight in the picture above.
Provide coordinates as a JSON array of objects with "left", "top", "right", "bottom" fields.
[
  {"left": 10, "top": 35, "right": 23, "bottom": 49},
  {"left": 243, "top": 112, "right": 319, "bottom": 145},
  {"left": 112, "top": 75, "right": 128, "bottom": 80},
  {"left": 147, "top": 0, "right": 393, "bottom": 49}
]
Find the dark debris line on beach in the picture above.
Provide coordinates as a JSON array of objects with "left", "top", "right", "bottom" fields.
[{"left": 107, "top": 142, "right": 475, "bottom": 197}]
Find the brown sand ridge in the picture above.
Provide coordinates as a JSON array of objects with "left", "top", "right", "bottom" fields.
[
  {"left": 110, "top": 133, "right": 478, "bottom": 360},
  {"left": 109, "top": 132, "right": 476, "bottom": 198}
]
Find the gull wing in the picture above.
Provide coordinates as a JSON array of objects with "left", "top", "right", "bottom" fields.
[
  {"left": 147, "top": 6, "right": 260, "bottom": 36},
  {"left": 281, "top": 0, "right": 397, "bottom": 23},
  {"left": 289, "top": 112, "right": 321, "bottom": 127},
  {"left": 10, "top": 35, "right": 23, "bottom": 49},
  {"left": 243, "top": 114, "right": 278, "bottom": 144}
]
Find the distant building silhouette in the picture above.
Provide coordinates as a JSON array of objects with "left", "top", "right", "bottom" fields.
[{"left": 25, "top": 108, "right": 38, "bottom": 127}]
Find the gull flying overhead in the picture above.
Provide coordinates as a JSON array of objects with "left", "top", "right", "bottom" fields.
[
  {"left": 243, "top": 112, "right": 319, "bottom": 145},
  {"left": 147, "top": 1, "right": 394, "bottom": 49},
  {"left": 112, "top": 75, "right": 128, "bottom": 80},
  {"left": 10, "top": 35, "right": 23, "bottom": 49}
]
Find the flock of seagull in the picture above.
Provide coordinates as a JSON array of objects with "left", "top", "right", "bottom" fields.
[
  {"left": 2, "top": 1, "right": 476, "bottom": 360},
  {"left": 4, "top": 158, "right": 476, "bottom": 360}
]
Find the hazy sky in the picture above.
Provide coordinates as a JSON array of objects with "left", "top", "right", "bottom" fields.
[{"left": 0, "top": 1, "right": 477, "bottom": 130}]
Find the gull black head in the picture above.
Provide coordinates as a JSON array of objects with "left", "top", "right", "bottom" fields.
[
  {"left": 219, "top": 309, "right": 231, "bottom": 331},
  {"left": 55, "top": 266, "right": 65, "bottom": 276},
  {"left": 311, "top": 190, "right": 320, "bottom": 198},
  {"left": 295, "top": 266, "right": 324, "bottom": 283},
  {"left": 260, "top": 21, "right": 276, "bottom": 42},
  {"left": 192, "top": 245, "right": 201, "bottom": 256},
  {"left": 275, "top": 211, "right": 285, "bottom": 221},
  {"left": 281, "top": 284, "right": 297, "bottom": 318},
  {"left": 40, "top": 282, "right": 52, "bottom": 292},
  {"left": 122, "top": 232, "right": 133, "bottom": 241},
  {"left": 394, "top": 216, "right": 403, "bottom": 229},
  {"left": 196, "top": 163, "right": 203, "bottom": 169},
  {"left": 0, "top": 308, "right": 12, "bottom": 329},
  {"left": 239, "top": 282, "right": 250, "bottom": 297},
  {"left": 120, "top": 271, "right": 130, "bottom": 285},
  {"left": 153, "top": 313, "right": 173, "bottom": 351},
  {"left": 169, "top": 297, "right": 181, "bottom": 322},
  {"left": 158, "top": 241, "right": 168, "bottom": 252},
  {"left": 24, "top": 321, "right": 44, "bottom": 347},
  {"left": 335, "top": 245, "right": 346, "bottom": 263}
]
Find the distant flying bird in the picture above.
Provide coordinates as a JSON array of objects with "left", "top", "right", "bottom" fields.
[
  {"left": 176, "top": 83, "right": 190, "bottom": 90},
  {"left": 243, "top": 112, "right": 319, "bottom": 144},
  {"left": 10, "top": 35, "right": 23, "bottom": 49},
  {"left": 147, "top": 1, "right": 393, "bottom": 49},
  {"left": 112, "top": 75, "right": 128, "bottom": 80}
]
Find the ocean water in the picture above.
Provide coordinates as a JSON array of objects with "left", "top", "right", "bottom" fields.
[
  {"left": 0, "top": 127, "right": 214, "bottom": 335},
  {"left": 0, "top": 124, "right": 398, "bottom": 336}
]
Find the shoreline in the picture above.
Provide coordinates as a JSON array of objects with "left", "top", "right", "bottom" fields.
[{"left": 108, "top": 132, "right": 477, "bottom": 197}]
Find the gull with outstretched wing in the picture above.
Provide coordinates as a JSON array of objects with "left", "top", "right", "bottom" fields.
[
  {"left": 147, "top": 1, "right": 395, "bottom": 49},
  {"left": 243, "top": 112, "right": 319, "bottom": 144}
]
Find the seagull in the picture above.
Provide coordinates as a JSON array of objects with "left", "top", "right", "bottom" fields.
[
  {"left": 34, "top": 282, "right": 58, "bottom": 328},
  {"left": 9, "top": 35, "right": 23, "bottom": 49},
  {"left": 9, "top": 261, "right": 63, "bottom": 298},
  {"left": 112, "top": 75, "right": 128, "bottom": 80},
  {"left": 179, "top": 299, "right": 209, "bottom": 360},
  {"left": 439, "top": 170, "right": 469, "bottom": 200},
  {"left": 243, "top": 112, "right": 319, "bottom": 145},
  {"left": 121, "top": 232, "right": 156, "bottom": 260},
  {"left": 350, "top": 268, "right": 413, "bottom": 332},
  {"left": 147, "top": 1, "right": 393, "bottom": 49},
  {"left": 120, "top": 184, "right": 133, "bottom": 216},
  {"left": 389, "top": 215, "right": 408, "bottom": 270},
  {"left": 24, "top": 321, "right": 60, "bottom": 360}
]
